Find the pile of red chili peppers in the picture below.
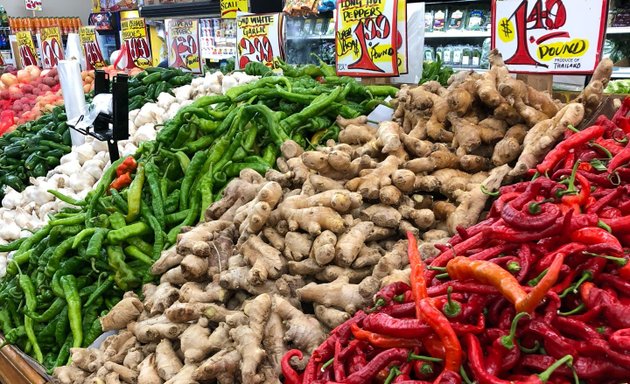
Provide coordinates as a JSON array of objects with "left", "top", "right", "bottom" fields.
[{"left": 281, "top": 99, "right": 630, "bottom": 383}]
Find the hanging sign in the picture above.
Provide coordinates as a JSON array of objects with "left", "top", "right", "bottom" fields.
[
  {"left": 236, "top": 13, "right": 283, "bottom": 69},
  {"left": 25, "top": 0, "right": 42, "bottom": 11},
  {"left": 491, "top": 0, "right": 608, "bottom": 74},
  {"left": 221, "top": 0, "right": 249, "bottom": 19},
  {"left": 40, "top": 27, "right": 64, "bottom": 69},
  {"left": 121, "top": 18, "right": 152, "bottom": 68},
  {"left": 335, "top": 0, "right": 399, "bottom": 77},
  {"left": 397, "top": 0, "right": 407, "bottom": 75},
  {"left": 166, "top": 19, "right": 202, "bottom": 73},
  {"left": 16, "top": 31, "right": 39, "bottom": 68},
  {"left": 79, "top": 26, "right": 106, "bottom": 70}
]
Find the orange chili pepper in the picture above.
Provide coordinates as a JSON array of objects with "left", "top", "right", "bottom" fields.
[
  {"left": 350, "top": 323, "right": 422, "bottom": 349},
  {"left": 516, "top": 253, "right": 565, "bottom": 313},
  {"left": 446, "top": 256, "right": 527, "bottom": 309},
  {"left": 418, "top": 299, "right": 462, "bottom": 372},
  {"left": 109, "top": 172, "right": 132, "bottom": 191}
]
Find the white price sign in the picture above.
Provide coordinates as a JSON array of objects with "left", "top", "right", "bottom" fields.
[{"left": 491, "top": 0, "right": 607, "bottom": 74}]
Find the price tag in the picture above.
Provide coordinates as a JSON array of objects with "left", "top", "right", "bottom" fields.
[
  {"left": 121, "top": 18, "right": 152, "bottom": 68},
  {"left": 16, "top": 31, "right": 39, "bottom": 68},
  {"left": 40, "top": 27, "right": 64, "bottom": 69},
  {"left": 166, "top": 19, "right": 202, "bottom": 73},
  {"left": 220, "top": 0, "right": 248, "bottom": 19},
  {"left": 25, "top": 0, "right": 42, "bottom": 11},
  {"left": 491, "top": 0, "right": 608, "bottom": 74},
  {"left": 335, "top": 0, "right": 399, "bottom": 77},
  {"left": 236, "top": 13, "right": 284, "bottom": 69},
  {"left": 79, "top": 26, "right": 106, "bottom": 70}
]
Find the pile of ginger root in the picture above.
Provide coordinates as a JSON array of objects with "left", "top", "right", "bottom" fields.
[
  {"left": 393, "top": 50, "right": 613, "bottom": 179},
  {"left": 54, "top": 53, "right": 614, "bottom": 384}
]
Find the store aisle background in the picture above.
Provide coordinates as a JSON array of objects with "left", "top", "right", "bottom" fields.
[{"left": 0, "top": 0, "right": 91, "bottom": 20}]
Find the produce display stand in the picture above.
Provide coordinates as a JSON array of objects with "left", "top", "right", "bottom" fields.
[{"left": 0, "top": 338, "right": 49, "bottom": 384}]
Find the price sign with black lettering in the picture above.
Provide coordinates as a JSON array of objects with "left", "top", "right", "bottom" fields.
[
  {"left": 16, "top": 31, "right": 39, "bottom": 68},
  {"left": 79, "top": 26, "right": 106, "bottom": 70},
  {"left": 491, "top": 0, "right": 607, "bottom": 74},
  {"left": 335, "top": 0, "right": 399, "bottom": 77},
  {"left": 236, "top": 13, "right": 284, "bottom": 69},
  {"left": 166, "top": 19, "right": 202, "bottom": 73},
  {"left": 40, "top": 27, "right": 64, "bottom": 69},
  {"left": 121, "top": 18, "right": 153, "bottom": 69}
]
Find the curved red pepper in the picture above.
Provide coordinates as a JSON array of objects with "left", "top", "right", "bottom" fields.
[
  {"left": 362, "top": 313, "right": 432, "bottom": 339},
  {"left": 537, "top": 124, "right": 605, "bottom": 174},
  {"left": 610, "top": 329, "right": 630, "bottom": 352},
  {"left": 570, "top": 227, "right": 623, "bottom": 255},
  {"left": 281, "top": 350, "right": 304, "bottom": 384}
]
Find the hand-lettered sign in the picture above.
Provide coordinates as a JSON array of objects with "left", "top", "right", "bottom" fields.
[
  {"left": 166, "top": 19, "right": 201, "bottom": 73},
  {"left": 79, "top": 26, "right": 106, "bottom": 70},
  {"left": 40, "top": 27, "right": 64, "bottom": 69},
  {"left": 220, "top": 0, "right": 248, "bottom": 19},
  {"left": 121, "top": 18, "right": 152, "bottom": 69},
  {"left": 491, "top": 0, "right": 607, "bottom": 74},
  {"left": 16, "top": 31, "right": 39, "bottom": 68},
  {"left": 335, "top": 0, "right": 399, "bottom": 77},
  {"left": 236, "top": 13, "right": 283, "bottom": 69}
]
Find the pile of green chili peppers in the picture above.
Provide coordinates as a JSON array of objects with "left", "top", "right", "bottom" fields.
[{"left": 0, "top": 61, "right": 397, "bottom": 372}]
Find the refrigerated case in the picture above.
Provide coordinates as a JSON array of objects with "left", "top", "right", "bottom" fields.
[
  {"left": 284, "top": 14, "right": 335, "bottom": 65},
  {"left": 88, "top": 11, "right": 121, "bottom": 60}
]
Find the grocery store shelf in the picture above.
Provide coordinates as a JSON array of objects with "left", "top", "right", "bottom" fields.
[
  {"left": 140, "top": 1, "right": 220, "bottom": 19},
  {"left": 607, "top": 26, "right": 630, "bottom": 34},
  {"left": 612, "top": 67, "right": 630, "bottom": 79},
  {"left": 286, "top": 35, "right": 334, "bottom": 41},
  {"left": 449, "top": 66, "right": 488, "bottom": 73},
  {"left": 426, "top": 30, "right": 489, "bottom": 38}
]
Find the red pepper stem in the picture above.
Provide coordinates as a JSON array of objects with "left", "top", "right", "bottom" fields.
[
  {"left": 393, "top": 294, "right": 405, "bottom": 303},
  {"left": 528, "top": 268, "right": 548, "bottom": 287},
  {"left": 500, "top": 312, "right": 530, "bottom": 349},
  {"left": 442, "top": 286, "right": 462, "bottom": 318},
  {"left": 408, "top": 353, "right": 443, "bottom": 363},
  {"left": 567, "top": 124, "right": 580, "bottom": 133},
  {"left": 384, "top": 366, "right": 401, "bottom": 384},
  {"left": 320, "top": 357, "right": 334, "bottom": 372},
  {"left": 559, "top": 272, "right": 592, "bottom": 298},
  {"left": 528, "top": 198, "right": 555, "bottom": 215},
  {"left": 459, "top": 366, "right": 474, "bottom": 384},
  {"left": 588, "top": 142, "right": 613, "bottom": 158},
  {"left": 597, "top": 220, "right": 612, "bottom": 233},
  {"left": 480, "top": 184, "right": 500, "bottom": 196},
  {"left": 518, "top": 339, "right": 540, "bottom": 353},
  {"left": 507, "top": 261, "right": 521, "bottom": 273},
  {"left": 584, "top": 251, "right": 627, "bottom": 266},
  {"left": 537, "top": 355, "right": 573, "bottom": 383},
  {"left": 558, "top": 303, "right": 586, "bottom": 316},
  {"left": 420, "top": 363, "right": 433, "bottom": 375}
]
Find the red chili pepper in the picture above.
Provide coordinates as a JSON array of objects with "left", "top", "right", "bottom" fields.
[
  {"left": 376, "top": 282, "right": 412, "bottom": 305},
  {"left": 601, "top": 215, "right": 630, "bottom": 234},
  {"left": 593, "top": 138, "right": 625, "bottom": 156},
  {"left": 501, "top": 200, "right": 561, "bottom": 231},
  {"left": 351, "top": 323, "right": 423, "bottom": 349},
  {"left": 433, "top": 370, "right": 462, "bottom": 384},
  {"left": 551, "top": 317, "right": 602, "bottom": 341},
  {"left": 619, "top": 263, "right": 630, "bottom": 280},
  {"left": 608, "top": 145, "right": 630, "bottom": 173},
  {"left": 362, "top": 313, "right": 432, "bottom": 339},
  {"left": 418, "top": 299, "right": 461, "bottom": 373},
  {"left": 489, "top": 217, "right": 565, "bottom": 243},
  {"left": 408, "top": 232, "right": 428, "bottom": 318},
  {"left": 610, "top": 329, "right": 630, "bottom": 352},
  {"left": 586, "top": 186, "right": 623, "bottom": 214},
  {"left": 521, "top": 354, "right": 630, "bottom": 380},
  {"left": 528, "top": 320, "right": 579, "bottom": 359},
  {"left": 468, "top": 243, "right": 515, "bottom": 261},
  {"left": 570, "top": 227, "right": 623, "bottom": 255},
  {"left": 537, "top": 124, "right": 606, "bottom": 174},
  {"left": 116, "top": 155, "right": 137, "bottom": 176},
  {"left": 282, "top": 350, "right": 304, "bottom": 384},
  {"left": 342, "top": 348, "right": 409, "bottom": 384},
  {"left": 109, "top": 172, "right": 133, "bottom": 191},
  {"left": 450, "top": 313, "right": 485, "bottom": 335},
  {"left": 613, "top": 97, "right": 630, "bottom": 133},
  {"left": 519, "top": 252, "right": 565, "bottom": 314}
]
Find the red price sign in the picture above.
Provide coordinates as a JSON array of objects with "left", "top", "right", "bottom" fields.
[
  {"left": 166, "top": 19, "right": 201, "bottom": 73},
  {"left": 79, "top": 26, "right": 106, "bottom": 70},
  {"left": 335, "top": 0, "right": 399, "bottom": 77},
  {"left": 25, "top": 0, "right": 42, "bottom": 11},
  {"left": 16, "top": 31, "right": 39, "bottom": 68},
  {"left": 236, "top": 13, "right": 283, "bottom": 69},
  {"left": 492, "top": 0, "right": 607, "bottom": 74},
  {"left": 40, "top": 27, "right": 64, "bottom": 69}
]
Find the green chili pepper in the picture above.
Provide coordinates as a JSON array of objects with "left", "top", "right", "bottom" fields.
[
  {"left": 164, "top": 189, "right": 181, "bottom": 214},
  {"left": 107, "top": 222, "right": 150, "bottom": 244},
  {"left": 86, "top": 157, "right": 124, "bottom": 226},
  {"left": 46, "top": 189, "right": 85, "bottom": 206},
  {"left": 72, "top": 228, "right": 98, "bottom": 249},
  {"left": 180, "top": 150, "right": 207, "bottom": 210},
  {"left": 86, "top": 228, "right": 109, "bottom": 259},
  {"left": 84, "top": 277, "right": 114, "bottom": 307},
  {"left": 126, "top": 162, "right": 145, "bottom": 222},
  {"left": 106, "top": 246, "right": 140, "bottom": 291},
  {"left": 18, "top": 274, "right": 44, "bottom": 363},
  {"left": 124, "top": 245, "right": 154, "bottom": 265},
  {"left": 165, "top": 209, "right": 190, "bottom": 225},
  {"left": 59, "top": 275, "right": 82, "bottom": 348},
  {"left": 25, "top": 297, "right": 66, "bottom": 322},
  {"left": 144, "top": 161, "right": 165, "bottom": 229},
  {"left": 45, "top": 236, "right": 77, "bottom": 276}
]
